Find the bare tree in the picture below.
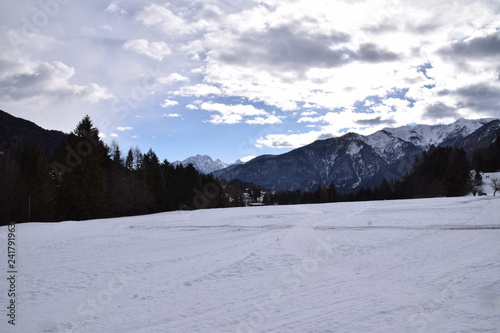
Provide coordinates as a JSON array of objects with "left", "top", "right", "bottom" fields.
[{"left": 491, "top": 178, "right": 500, "bottom": 196}]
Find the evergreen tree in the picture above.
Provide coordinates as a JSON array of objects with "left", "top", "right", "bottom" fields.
[
  {"left": 0, "top": 152, "right": 22, "bottom": 225},
  {"left": 143, "top": 148, "right": 167, "bottom": 212},
  {"left": 471, "top": 170, "right": 483, "bottom": 196},
  {"left": 54, "top": 115, "right": 109, "bottom": 220},
  {"left": 19, "top": 144, "right": 55, "bottom": 221}
]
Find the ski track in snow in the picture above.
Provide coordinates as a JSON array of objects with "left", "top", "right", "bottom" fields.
[{"left": 2, "top": 196, "right": 500, "bottom": 333}]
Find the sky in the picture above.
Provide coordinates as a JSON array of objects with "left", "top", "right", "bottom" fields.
[{"left": 1, "top": 0, "right": 499, "bottom": 163}]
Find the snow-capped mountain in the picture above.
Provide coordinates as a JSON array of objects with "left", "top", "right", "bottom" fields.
[
  {"left": 214, "top": 118, "right": 498, "bottom": 192},
  {"left": 172, "top": 154, "right": 242, "bottom": 174},
  {"left": 380, "top": 118, "right": 492, "bottom": 150}
]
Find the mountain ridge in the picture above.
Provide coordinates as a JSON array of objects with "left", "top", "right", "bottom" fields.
[
  {"left": 214, "top": 118, "right": 499, "bottom": 192},
  {"left": 172, "top": 154, "right": 243, "bottom": 174},
  {"left": 0, "top": 110, "right": 67, "bottom": 159}
]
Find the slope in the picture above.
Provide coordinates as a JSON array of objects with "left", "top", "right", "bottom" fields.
[{"left": 0, "top": 110, "right": 67, "bottom": 159}]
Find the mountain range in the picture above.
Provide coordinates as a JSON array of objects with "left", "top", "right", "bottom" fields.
[
  {"left": 172, "top": 155, "right": 243, "bottom": 174},
  {"left": 213, "top": 118, "right": 500, "bottom": 192}
]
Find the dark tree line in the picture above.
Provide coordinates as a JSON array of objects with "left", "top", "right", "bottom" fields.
[
  {"left": 0, "top": 116, "right": 255, "bottom": 226},
  {"left": 472, "top": 134, "right": 500, "bottom": 172},
  {"left": 267, "top": 144, "right": 495, "bottom": 205}
]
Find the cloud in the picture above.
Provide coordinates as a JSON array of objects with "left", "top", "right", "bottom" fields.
[
  {"left": 106, "top": 1, "right": 128, "bottom": 17},
  {"left": 123, "top": 39, "right": 171, "bottom": 60},
  {"left": 256, "top": 131, "right": 324, "bottom": 148},
  {"left": 245, "top": 115, "right": 282, "bottom": 125},
  {"left": 298, "top": 116, "right": 325, "bottom": 123},
  {"left": 301, "top": 111, "right": 318, "bottom": 116},
  {"left": 162, "top": 113, "right": 181, "bottom": 118},
  {"left": 186, "top": 104, "right": 199, "bottom": 110},
  {"left": 439, "top": 32, "right": 500, "bottom": 60},
  {"left": 136, "top": 4, "right": 194, "bottom": 35},
  {"left": 200, "top": 102, "right": 266, "bottom": 116},
  {"left": 354, "top": 43, "right": 400, "bottom": 63},
  {"left": 217, "top": 25, "right": 353, "bottom": 74},
  {"left": 158, "top": 73, "right": 190, "bottom": 84},
  {"left": 0, "top": 57, "right": 113, "bottom": 106},
  {"left": 200, "top": 102, "right": 272, "bottom": 125},
  {"left": 436, "top": 82, "right": 500, "bottom": 114},
  {"left": 355, "top": 116, "right": 395, "bottom": 126},
  {"left": 2, "top": 0, "right": 500, "bottom": 158},
  {"left": 161, "top": 99, "right": 178, "bottom": 108},
  {"left": 116, "top": 126, "right": 133, "bottom": 131},
  {"left": 172, "top": 84, "right": 222, "bottom": 97},
  {"left": 423, "top": 102, "right": 458, "bottom": 120}
]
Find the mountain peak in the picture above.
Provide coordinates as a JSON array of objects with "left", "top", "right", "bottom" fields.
[{"left": 173, "top": 155, "right": 234, "bottom": 174}]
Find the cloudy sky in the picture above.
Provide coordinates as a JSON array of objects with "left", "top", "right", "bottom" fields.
[{"left": 1, "top": 0, "right": 499, "bottom": 163}]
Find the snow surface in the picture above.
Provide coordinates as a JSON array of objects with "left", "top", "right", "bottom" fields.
[{"left": 2, "top": 196, "right": 500, "bottom": 333}]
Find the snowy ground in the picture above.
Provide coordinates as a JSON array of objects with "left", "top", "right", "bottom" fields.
[{"left": 2, "top": 196, "right": 500, "bottom": 333}]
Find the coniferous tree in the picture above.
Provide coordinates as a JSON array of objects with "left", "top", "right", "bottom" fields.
[
  {"left": 143, "top": 148, "right": 167, "bottom": 212},
  {"left": 54, "top": 115, "right": 109, "bottom": 220},
  {"left": 0, "top": 152, "right": 22, "bottom": 225},
  {"left": 19, "top": 144, "right": 55, "bottom": 221},
  {"left": 471, "top": 170, "right": 483, "bottom": 196}
]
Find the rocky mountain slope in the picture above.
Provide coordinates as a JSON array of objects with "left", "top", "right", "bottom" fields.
[{"left": 172, "top": 154, "right": 242, "bottom": 174}]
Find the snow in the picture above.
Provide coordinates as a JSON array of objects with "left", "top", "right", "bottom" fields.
[
  {"left": 3, "top": 196, "right": 500, "bottom": 332},
  {"left": 481, "top": 172, "right": 500, "bottom": 196},
  {"left": 347, "top": 141, "right": 362, "bottom": 156},
  {"left": 172, "top": 154, "right": 231, "bottom": 174},
  {"left": 382, "top": 118, "right": 491, "bottom": 150}
]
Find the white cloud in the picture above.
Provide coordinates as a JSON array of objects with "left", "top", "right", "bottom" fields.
[
  {"left": 172, "top": 84, "right": 222, "bottom": 97},
  {"left": 123, "top": 39, "right": 171, "bottom": 61},
  {"left": 301, "top": 111, "right": 318, "bottom": 116},
  {"left": 0, "top": 57, "right": 113, "bottom": 107},
  {"left": 207, "top": 113, "right": 243, "bottom": 125},
  {"left": 200, "top": 102, "right": 272, "bottom": 125},
  {"left": 161, "top": 99, "right": 178, "bottom": 108},
  {"left": 157, "top": 73, "right": 190, "bottom": 84},
  {"left": 106, "top": 1, "right": 127, "bottom": 17},
  {"left": 162, "top": 113, "right": 181, "bottom": 118},
  {"left": 256, "top": 131, "right": 325, "bottom": 149},
  {"left": 240, "top": 155, "right": 256, "bottom": 163},
  {"left": 200, "top": 102, "right": 267, "bottom": 116},
  {"left": 116, "top": 126, "right": 133, "bottom": 131},
  {"left": 136, "top": 4, "right": 194, "bottom": 35},
  {"left": 246, "top": 115, "right": 283, "bottom": 125}
]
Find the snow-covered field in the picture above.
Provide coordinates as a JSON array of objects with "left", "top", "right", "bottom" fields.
[{"left": 2, "top": 196, "right": 500, "bottom": 333}]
